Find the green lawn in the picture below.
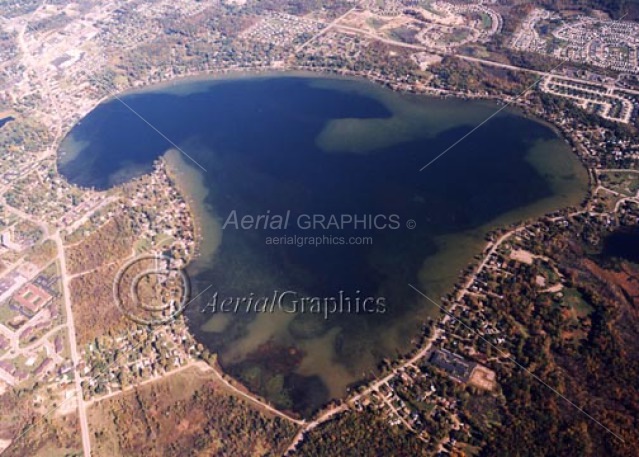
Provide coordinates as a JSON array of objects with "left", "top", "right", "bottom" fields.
[
  {"left": 481, "top": 13, "right": 492, "bottom": 30},
  {"left": 599, "top": 171, "right": 639, "bottom": 197},
  {"left": 0, "top": 300, "right": 20, "bottom": 325},
  {"left": 563, "top": 288, "right": 593, "bottom": 318}
]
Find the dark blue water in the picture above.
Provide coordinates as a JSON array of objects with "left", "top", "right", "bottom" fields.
[
  {"left": 602, "top": 227, "right": 639, "bottom": 263},
  {"left": 59, "top": 75, "right": 587, "bottom": 415},
  {"left": 0, "top": 116, "right": 14, "bottom": 129}
]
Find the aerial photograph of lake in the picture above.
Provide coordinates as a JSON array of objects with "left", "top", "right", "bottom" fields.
[{"left": 58, "top": 74, "right": 589, "bottom": 415}]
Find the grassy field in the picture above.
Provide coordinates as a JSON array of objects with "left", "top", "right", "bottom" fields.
[
  {"left": 87, "top": 364, "right": 298, "bottom": 457},
  {"left": 563, "top": 287, "right": 593, "bottom": 318},
  {"left": 0, "top": 300, "right": 21, "bottom": 326},
  {"left": 0, "top": 389, "right": 81, "bottom": 457},
  {"left": 599, "top": 171, "right": 639, "bottom": 197}
]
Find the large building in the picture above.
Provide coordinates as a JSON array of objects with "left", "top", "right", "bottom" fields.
[
  {"left": 13, "top": 283, "right": 53, "bottom": 316},
  {"left": 429, "top": 348, "right": 477, "bottom": 382}
]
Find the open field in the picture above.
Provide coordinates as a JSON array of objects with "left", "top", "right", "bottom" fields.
[{"left": 87, "top": 363, "right": 299, "bottom": 457}]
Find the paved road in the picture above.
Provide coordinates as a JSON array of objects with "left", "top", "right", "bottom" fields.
[
  {"left": 461, "top": 56, "right": 639, "bottom": 97},
  {"left": 326, "top": 19, "right": 639, "bottom": 98},
  {"left": 65, "top": 197, "right": 117, "bottom": 235},
  {"left": 54, "top": 233, "right": 92, "bottom": 457},
  {"left": 2, "top": 325, "right": 66, "bottom": 359},
  {"left": 86, "top": 359, "right": 305, "bottom": 426},
  {"left": 85, "top": 361, "right": 210, "bottom": 406},
  {"left": 4, "top": 205, "right": 50, "bottom": 239},
  {"left": 295, "top": 7, "right": 358, "bottom": 53},
  {"left": 285, "top": 325, "right": 444, "bottom": 454},
  {"left": 12, "top": 7, "right": 91, "bottom": 453},
  {"left": 614, "top": 195, "right": 639, "bottom": 213},
  {"left": 207, "top": 362, "right": 305, "bottom": 426},
  {"left": 598, "top": 168, "right": 639, "bottom": 174},
  {"left": 285, "top": 222, "right": 529, "bottom": 455}
]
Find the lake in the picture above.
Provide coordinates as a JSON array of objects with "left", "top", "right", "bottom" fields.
[
  {"left": 58, "top": 74, "right": 589, "bottom": 415},
  {"left": 602, "top": 227, "right": 639, "bottom": 263}
]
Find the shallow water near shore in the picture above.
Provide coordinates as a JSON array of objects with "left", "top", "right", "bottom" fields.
[{"left": 58, "top": 74, "right": 588, "bottom": 416}]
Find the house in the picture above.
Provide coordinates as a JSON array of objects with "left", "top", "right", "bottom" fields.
[
  {"left": 33, "top": 358, "right": 53, "bottom": 377},
  {"left": 0, "top": 231, "right": 22, "bottom": 251},
  {"left": 54, "top": 335, "right": 63, "bottom": 354}
]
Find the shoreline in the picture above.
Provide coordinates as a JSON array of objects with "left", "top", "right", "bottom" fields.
[
  {"left": 55, "top": 65, "right": 525, "bottom": 172},
  {"left": 53, "top": 66, "right": 593, "bottom": 418},
  {"left": 56, "top": 65, "right": 589, "bottom": 184},
  {"left": 162, "top": 155, "right": 203, "bottom": 267},
  {"left": 160, "top": 149, "right": 222, "bottom": 273}
]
